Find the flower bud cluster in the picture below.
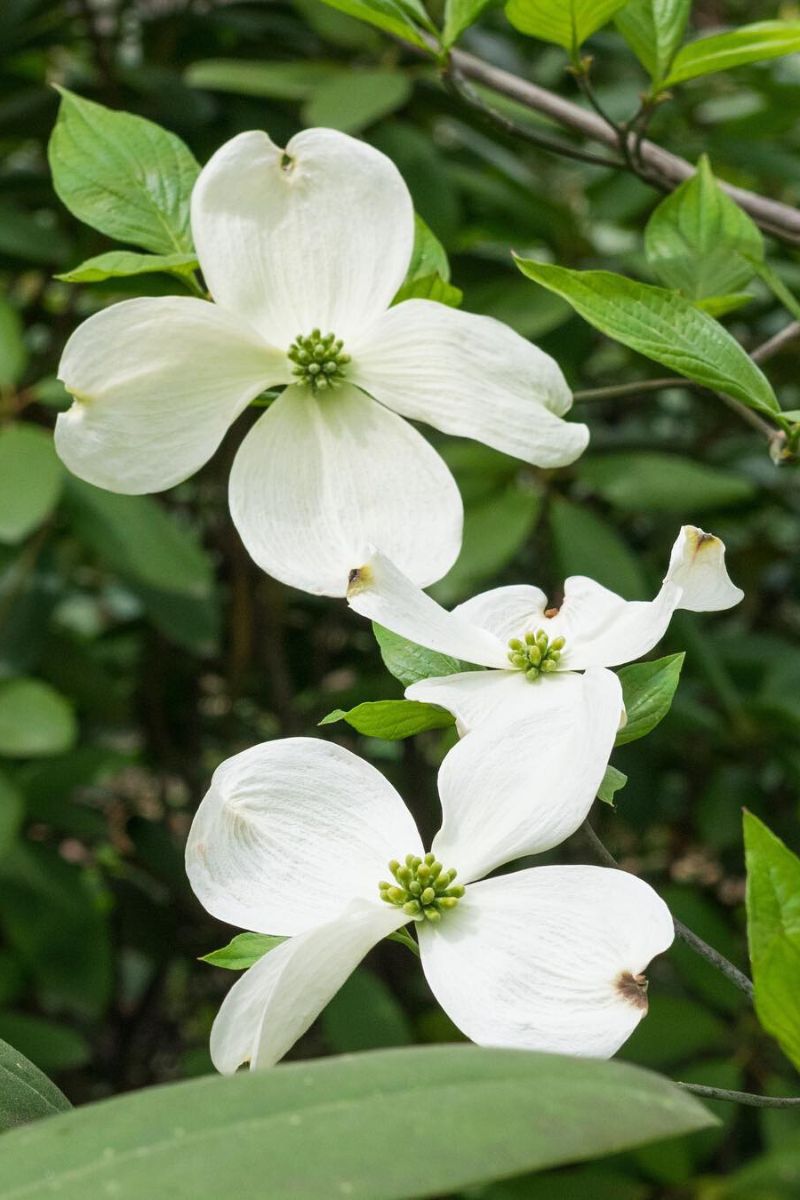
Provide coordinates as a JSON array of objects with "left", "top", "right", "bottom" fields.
[
  {"left": 288, "top": 329, "right": 350, "bottom": 392},
  {"left": 507, "top": 629, "right": 565, "bottom": 681},
  {"left": 379, "top": 852, "right": 465, "bottom": 923}
]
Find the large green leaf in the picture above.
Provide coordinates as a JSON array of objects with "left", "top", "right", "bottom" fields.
[
  {"left": 615, "top": 0, "right": 691, "bottom": 86},
  {"left": 56, "top": 250, "right": 198, "bottom": 284},
  {"left": 374, "top": 624, "right": 474, "bottom": 686},
  {"left": 744, "top": 811, "right": 800, "bottom": 1071},
  {"left": 0, "top": 769, "right": 23, "bottom": 859},
  {"left": 0, "top": 1037, "right": 70, "bottom": 1133},
  {"left": 514, "top": 259, "right": 780, "bottom": 417},
  {"left": 64, "top": 480, "right": 219, "bottom": 652},
  {"left": 320, "top": 699, "right": 454, "bottom": 738},
  {"left": 0, "top": 1046, "right": 714, "bottom": 1198},
  {"left": 548, "top": 497, "right": 648, "bottom": 599},
  {"left": 443, "top": 0, "right": 496, "bottom": 47},
  {"left": 0, "top": 679, "right": 77, "bottom": 758},
  {"left": 616, "top": 654, "right": 685, "bottom": 746},
  {"left": 663, "top": 20, "right": 800, "bottom": 88},
  {"left": 505, "top": 0, "right": 628, "bottom": 51},
  {"left": 432, "top": 484, "right": 541, "bottom": 605},
  {"left": 302, "top": 71, "right": 412, "bottom": 133},
  {"left": 185, "top": 60, "right": 341, "bottom": 98},
  {"left": 317, "top": 0, "right": 433, "bottom": 49},
  {"left": 644, "top": 156, "right": 764, "bottom": 298},
  {"left": 0, "top": 297, "right": 26, "bottom": 389},
  {"left": 48, "top": 89, "right": 199, "bottom": 254},
  {"left": 577, "top": 452, "right": 755, "bottom": 512},
  {"left": 0, "top": 425, "right": 63, "bottom": 544}
]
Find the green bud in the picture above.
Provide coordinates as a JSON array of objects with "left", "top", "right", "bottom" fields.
[
  {"left": 403, "top": 900, "right": 421, "bottom": 916},
  {"left": 508, "top": 638, "right": 524, "bottom": 651},
  {"left": 541, "top": 658, "right": 558, "bottom": 673},
  {"left": 421, "top": 887, "right": 436, "bottom": 905},
  {"left": 423, "top": 907, "right": 442, "bottom": 923},
  {"left": 526, "top": 666, "right": 540, "bottom": 681},
  {"left": 380, "top": 850, "right": 465, "bottom": 921}
]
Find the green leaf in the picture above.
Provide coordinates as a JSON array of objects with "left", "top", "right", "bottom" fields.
[
  {"left": 505, "top": 0, "right": 628, "bottom": 52},
  {"left": 0, "top": 679, "right": 77, "bottom": 758},
  {"left": 549, "top": 497, "right": 648, "bottom": 599},
  {"left": 694, "top": 293, "right": 753, "bottom": 318},
  {"left": 664, "top": 20, "right": 800, "bottom": 88},
  {"left": 577, "top": 452, "right": 756, "bottom": 512},
  {"left": 432, "top": 483, "right": 541, "bottom": 604},
  {"left": 302, "top": 71, "right": 412, "bottom": 134},
  {"left": 0, "top": 1045, "right": 715, "bottom": 1198},
  {"left": 374, "top": 623, "right": 474, "bottom": 687},
  {"left": 317, "top": 0, "right": 434, "bottom": 49},
  {"left": 64, "top": 479, "right": 218, "bottom": 652},
  {"left": 322, "top": 968, "right": 413, "bottom": 1052},
  {"left": 56, "top": 250, "right": 198, "bottom": 284},
  {"left": 615, "top": 0, "right": 691, "bottom": 86},
  {"left": 0, "top": 1036, "right": 70, "bottom": 1133},
  {"left": 744, "top": 811, "right": 800, "bottom": 1071},
  {"left": 184, "top": 60, "right": 341, "bottom": 99},
  {"left": 0, "top": 297, "right": 26, "bottom": 389},
  {"left": 0, "top": 1013, "right": 90, "bottom": 1073},
  {"left": 0, "top": 769, "right": 23, "bottom": 859},
  {"left": 443, "top": 0, "right": 496, "bottom": 47},
  {"left": 645, "top": 156, "right": 764, "bottom": 298},
  {"left": 0, "top": 425, "right": 63, "bottom": 544},
  {"left": 48, "top": 88, "right": 199, "bottom": 255},
  {"left": 616, "top": 653, "right": 685, "bottom": 746},
  {"left": 598, "top": 764, "right": 628, "bottom": 806},
  {"left": 64, "top": 479, "right": 213, "bottom": 598},
  {"left": 405, "top": 214, "right": 452, "bottom": 284},
  {"left": 514, "top": 258, "right": 780, "bottom": 417},
  {"left": 200, "top": 933, "right": 285, "bottom": 971},
  {"left": 320, "top": 699, "right": 454, "bottom": 739},
  {"left": 392, "top": 272, "right": 463, "bottom": 307}
]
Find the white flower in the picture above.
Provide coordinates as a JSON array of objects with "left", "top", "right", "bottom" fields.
[
  {"left": 346, "top": 525, "right": 743, "bottom": 733},
  {"left": 185, "top": 670, "right": 674, "bottom": 1073},
  {"left": 54, "top": 128, "right": 588, "bottom": 597}
]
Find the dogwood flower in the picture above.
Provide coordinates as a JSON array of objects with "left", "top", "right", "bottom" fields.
[
  {"left": 347, "top": 525, "right": 743, "bottom": 732},
  {"left": 54, "top": 127, "right": 588, "bottom": 597},
  {"left": 186, "top": 668, "right": 674, "bottom": 1072}
]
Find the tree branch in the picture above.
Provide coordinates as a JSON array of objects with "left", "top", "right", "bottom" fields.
[
  {"left": 581, "top": 821, "right": 755, "bottom": 1001},
  {"left": 448, "top": 48, "right": 800, "bottom": 246},
  {"left": 678, "top": 1083, "right": 800, "bottom": 1108}
]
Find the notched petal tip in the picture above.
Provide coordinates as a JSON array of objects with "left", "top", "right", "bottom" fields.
[
  {"left": 347, "top": 564, "right": 374, "bottom": 596},
  {"left": 666, "top": 524, "right": 744, "bottom": 613},
  {"left": 615, "top": 970, "right": 649, "bottom": 1011}
]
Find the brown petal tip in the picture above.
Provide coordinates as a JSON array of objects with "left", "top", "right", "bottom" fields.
[{"left": 616, "top": 971, "right": 649, "bottom": 1011}]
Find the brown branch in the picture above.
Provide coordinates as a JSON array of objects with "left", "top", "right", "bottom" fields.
[
  {"left": 449, "top": 48, "right": 800, "bottom": 246},
  {"left": 751, "top": 320, "right": 800, "bottom": 364}
]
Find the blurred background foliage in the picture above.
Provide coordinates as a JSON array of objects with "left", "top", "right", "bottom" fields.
[{"left": 1, "top": 0, "right": 800, "bottom": 1194}]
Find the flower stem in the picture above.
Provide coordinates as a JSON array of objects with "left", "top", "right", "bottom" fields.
[
  {"left": 387, "top": 927, "right": 420, "bottom": 958},
  {"left": 677, "top": 1083, "right": 800, "bottom": 1108},
  {"left": 580, "top": 821, "right": 754, "bottom": 1001}
]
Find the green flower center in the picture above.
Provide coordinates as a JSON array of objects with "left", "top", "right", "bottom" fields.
[
  {"left": 379, "top": 852, "right": 465, "bottom": 923},
  {"left": 288, "top": 329, "right": 350, "bottom": 392},
  {"left": 507, "top": 629, "right": 565, "bottom": 681}
]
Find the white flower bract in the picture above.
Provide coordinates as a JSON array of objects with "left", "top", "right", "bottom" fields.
[
  {"left": 346, "top": 525, "right": 744, "bottom": 732},
  {"left": 54, "top": 127, "right": 589, "bottom": 597},
  {"left": 185, "top": 671, "right": 675, "bottom": 1073}
]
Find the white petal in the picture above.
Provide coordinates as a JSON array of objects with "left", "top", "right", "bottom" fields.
[
  {"left": 186, "top": 737, "right": 423, "bottom": 936},
  {"left": 408, "top": 669, "right": 585, "bottom": 735},
  {"left": 347, "top": 549, "right": 507, "bottom": 668},
  {"left": 191, "top": 129, "right": 413, "bottom": 348},
  {"left": 543, "top": 578, "right": 681, "bottom": 672},
  {"left": 211, "top": 899, "right": 406, "bottom": 1073},
  {"left": 419, "top": 865, "right": 674, "bottom": 1058},
  {"left": 452, "top": 585, "right": 550, "bottom": 641},
  {"left": 432, "top": 668, "right": 622, "bottom": 883},
  {"left": 350, "top": 301, "right": 589, "bottom": 468},
  {"left": 664, "top": 525, "right": 744, "bottom": 612},
  {"left": 229, "top": 385, "right": 463, "bottom": 596},
  {"left": 56, "top": 297, "right": 285, "bottom": 494},
  {"left": 547, "top": 525, "right": 743, "bottom": 671}
]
